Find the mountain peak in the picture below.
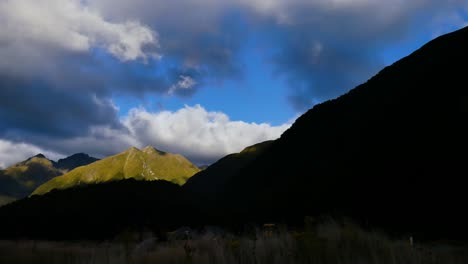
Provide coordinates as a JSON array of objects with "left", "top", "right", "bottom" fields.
[
  {"left": 142, "top": 145, "right": 155, "bottom": 152},
  {"left": 67, "top": 153, "right": 90, "bottom": 158},
  {"left": 56, "top": 153, "right": 99, "bottom": 171},
  {"left": 33, "top": 153, "right": 46, "bottom": 159},
  {"left": 126, "top": 146, "right": 140, "bottom": 153},
  {"left": 142, "top": 146, "right": 166, "bottom": 155},
  {"left": 32, "top": 146, "right": 200, "bottom": 195}
]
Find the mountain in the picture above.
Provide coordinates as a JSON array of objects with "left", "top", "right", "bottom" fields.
[
  {"left": 0, "top": 154, "right": 63, "bottom": 204},
  {"left": 180, "top": 26, "right": 468, "bottom": 240},
  {"left": 32, "top": 146, "right": 200, "bottom": 196},
  {"left": 0, "top": 153, "right": 99, "bottom": 205},
  {"left": 184, "top": 141, "right": 273, "bottom": 197},
  {"left": 55, "top": 153, "right": 99, "bottom": 171}
]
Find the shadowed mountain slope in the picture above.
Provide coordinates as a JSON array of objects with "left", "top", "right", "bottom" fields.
[
  {"left": 201, "top": 26, "right": 468, "bottom": 240},
  {"left": 55, "top": 153, "right": 98, "bottom": 171},
  {"left": 184, "top": 140, "right": 273, "bottom": 196},
  {"left": 32, "top": 146, "right": 200, "bottom": 196}
]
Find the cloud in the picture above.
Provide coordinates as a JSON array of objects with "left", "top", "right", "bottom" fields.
[
  {"left": 89, "top": 0, "right": 247, "bottom": 81},
  {"left": 88, "top": 0, "right": 468, "bottom": 112},
  {"left": 0, "top": 139, "right": 62, "bottom": 169},
  {"left": 0, "top": 73, "right": 122, "bottom": 139},
  {"left": 168, "top": 75, "right": 197, "bottom": 96},
  {"left": 0, "top": 0, "right": 165, "bottom": 140},
  {"left": 0, "top": 0, "right": 159, "bottom": 64},
  {"left": 248, "top": 0, "right": 468, "bottom": 110},
  {"left": 20, "top": 105, "right": 291, "bottom": 166},
  {"left": 123, "top": 105, "right": 291, "bottom": 164}
]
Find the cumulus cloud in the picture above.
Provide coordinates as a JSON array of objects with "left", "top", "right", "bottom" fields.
[
  {"left": 123, "top": 105, "right": 291, "bottom": 164},
  {"left": 0, "top": 139, "right": 62, "bottom": 169},
  {"left": 0, "top": 0, "right": 164, "bottom": 140},
  {"left": 21, "top": 105, "right": 291, "bottom": 166},
  {"left": 0, "top": 0, "right": 159, "bottom": 65}
]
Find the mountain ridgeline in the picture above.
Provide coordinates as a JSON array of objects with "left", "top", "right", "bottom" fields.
[
  {"left": 212, "top": 26, "right": 468, "bottom": 239},
  {"left": 0, "top": 153, "right": 98, "bottom": 204},
  {"left": 1, "top": 26, "right": 468, "bottom": 241},
  {"left": 184, "top": 140, "right": 273, "bottom": 196},
  {"left": 32, "top": 146, "right": 200, "bottom": 196}
]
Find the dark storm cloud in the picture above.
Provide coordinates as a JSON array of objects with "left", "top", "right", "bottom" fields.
[
  {"left": 0, "top": 73, "right": 121, "bottom": 139},
  {"left": 91, "top": 0, "right": 248, "bottom": 84}
]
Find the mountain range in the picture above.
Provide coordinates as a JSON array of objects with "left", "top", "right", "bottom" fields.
[
  {"left": 32, "top": 146, "right": 200, "bottom": 196},
  {"left": 0, "top": 153, "right": 98, "bottom": 205},
  {"left": 1, "top": 26, "right": 468, "bottom": 241}
]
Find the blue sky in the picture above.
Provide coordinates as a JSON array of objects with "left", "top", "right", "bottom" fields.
[{"left": 0, "top": 0, "right": 467, "bottom": 167}]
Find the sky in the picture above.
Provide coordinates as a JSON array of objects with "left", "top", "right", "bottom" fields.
[{"left": 0, "top": 0, "right": 467, "bottom": 168}]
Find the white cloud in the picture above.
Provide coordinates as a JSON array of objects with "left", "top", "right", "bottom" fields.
[
  {"left": 10, "top": 105, "right": 292, "bottom": 166},
  {"left": 0, "top": 140, "right": 63, "bottom": 169},
  {"left": 168, "top": 75, "right": 197, "bottom": 95},
  {"left": 122, "top": 105, "right": 291, "bottom": 164},
  {"left": 0, "top": 0, "right": 159, "bottom": 65}
]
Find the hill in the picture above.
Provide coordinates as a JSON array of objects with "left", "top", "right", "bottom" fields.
[
  {"left": 32, "top": 146, "right": 200, "bottom": 196},
  {"left": 184, "top": 141, "right": 273, "bottom": 199},
  {"left": 207, "top": 26, "right": 468, "bottom": 240},
  {"left": 0, "top": 153, "right": 98, "bottom": 205},
  {"left": 55, "top": 153, "right": 98, "bottom": 171}
]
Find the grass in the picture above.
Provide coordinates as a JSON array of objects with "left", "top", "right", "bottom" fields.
[{"left": 1, "top": 219, "right": 467, "bottom": 264}]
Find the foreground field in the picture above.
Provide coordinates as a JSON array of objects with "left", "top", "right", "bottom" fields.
[{"left": 1, "top": 220, "right": 467, "bottom": 264}]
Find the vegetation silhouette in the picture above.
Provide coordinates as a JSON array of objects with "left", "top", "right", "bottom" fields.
[{"left": 0, "top": 179, "right": 201, "bottom": 240}]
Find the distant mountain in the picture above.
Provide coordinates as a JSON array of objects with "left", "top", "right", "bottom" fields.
[
  {"left": 207, "top": 25, "right": 468, "bottom": 240},
  {"left": 55, "top": 153, "right": 98, "bottom": 171},
  {"left": 0, "top": 154, "right": 63, "bottom": 204},
  {"left": 32, "top": 146, "right": 200, "bottom": 196},
  {"left": 0, "top": 153, "right": 98, "bottom": 205}
]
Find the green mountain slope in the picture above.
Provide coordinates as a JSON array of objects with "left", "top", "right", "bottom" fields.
[
  {"left": 0, "top": 153, "right": 99, "bottom": 205},
  {"left": 32, "top": 146, "right": 200, "bottom": 196},
  {"left": 0, "top": 155, "right": 62, "bottom": 204}
]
